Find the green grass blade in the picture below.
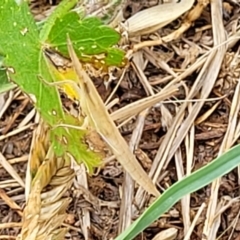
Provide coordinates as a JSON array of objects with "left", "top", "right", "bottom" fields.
[{"left": 116, "top": 144, "right": 240, "bottom": 240}]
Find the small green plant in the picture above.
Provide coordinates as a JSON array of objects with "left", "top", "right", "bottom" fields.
[{"left": 0, "top": 0, "right": 125, "bottom": 173}]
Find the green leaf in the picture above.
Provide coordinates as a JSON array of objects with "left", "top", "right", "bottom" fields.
[
  {"left": 116, "top": 144, "right": 240, "bottom": 240},
  {"left": 46, "top": 12, "right": 125, "bottom": 67},
  {"left": 0, "top": 0, "right": 101, "bottom": 172},
  {"left": 104, "top": 48, "right": 126, "bottom": 66},
  {"left": 0, "top": 0, "right": 62, "bottom": 125},
  {"left": 50, "top": 115, "right": 101, "bottom": 173},
  {"left": 39, "top": 0, "right": 78, "bottom": 42}
]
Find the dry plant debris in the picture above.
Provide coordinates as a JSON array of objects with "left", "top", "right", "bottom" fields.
[{"left": 1, "top": 0, "right": 240, "bottom": 240}]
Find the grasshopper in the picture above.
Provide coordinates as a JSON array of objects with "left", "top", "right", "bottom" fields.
[{"left": 67, "top": 37, "right": 160, "bottom": 197}]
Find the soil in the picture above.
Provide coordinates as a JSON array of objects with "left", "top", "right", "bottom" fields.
[{"left": 1, "top": 1, "right": 240, "bottom": 240}]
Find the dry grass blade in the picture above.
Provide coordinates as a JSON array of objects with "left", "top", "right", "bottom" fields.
[
  {"left": 118, "top": 53, "right": 156, "bottom": 232},
  {"left": 0, "top": 90, "right": 14, "bottom": 119},
  {"left": 155, "top": 43, "right": 226, "bottom": 177},
  {"left": 0, "top": 188, "right": 23, "bottom": 217},
  {"left": 67, "top": 37, "right": 160, "bottom": 197},
  {"left": 17, "top": 120, "right": 74, "bottom": 240},
  {"left": 0, "top": 153, "right": 25, "bottom": 188},
  {"left": 0, "top": 222, "right": 22, "bottom": 229},
  {"left": 129, "top": 0, "right": 209, "bottom": 52},
  {"left": 203, "top": 70, "right": 240, "bottom": 239},
  {"left": 118, "top": 116, "right": 146, "bottom": 233},
  {"left": 110, "top": 85, "right": 179, "bottom": 122},
  {"left": 0, "top": 123, "right": 36, "bottom": 141},
  {"left": 124, "top": 0, "right": 195, "bottom": 36},
  {"left": 134, "top": 2, "right": 227, "bottom": 211},
  {"left": 183, "top": 203, "right": 206, "bottom": 240},
  {"left": 201, "top": 1, "right": 240, "bottom": 239},
  {"left": 73, "top": 163, "right": 90, "bottom": 240},
  {"left": 152, "top": 228, "right": 178, "bottom": 240}
]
